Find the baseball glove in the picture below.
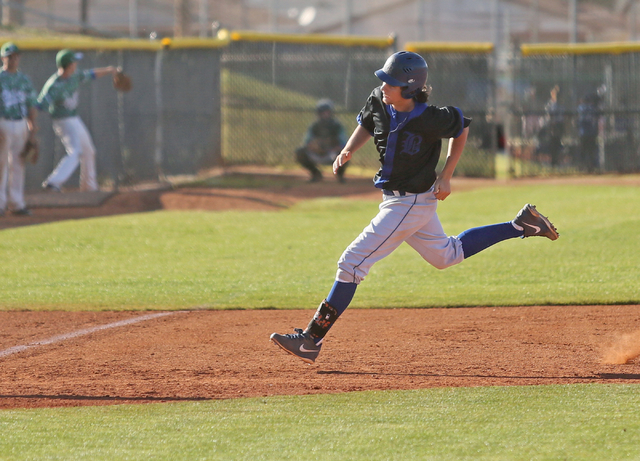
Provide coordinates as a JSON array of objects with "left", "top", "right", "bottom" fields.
[
  {"left": 113, "top": 69, "right": 132, "bottom": 92},
  {"left": 20, "top": 137, "right": 39, "bottom": 165}
]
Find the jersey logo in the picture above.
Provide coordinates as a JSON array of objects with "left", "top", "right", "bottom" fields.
[
  {"left": 400, "top": 132, "right": 423, "bottom": 156},
  {"left": 63, "top": 92, "right": 79, "bottom": 111},
  {"left": 1, "top": 89, "right": 26, "bottom": 109}
]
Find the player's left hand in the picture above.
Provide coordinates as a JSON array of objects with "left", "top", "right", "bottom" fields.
[{"left": 433, "top": 176, "right": 451, "bottom": 200}]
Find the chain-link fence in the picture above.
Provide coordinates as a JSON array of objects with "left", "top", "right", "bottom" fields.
[
  {"left": 221, "top": 33, "right": 394, "bottom": 171},
  {"left": 222, "top": 35, "right": 498, "bottom": 177},
  {"left": 9, "top": 36, "right": 640, "bottom": 194},
  {"left": 13, "top": 39, "right": 223, "bottom": 192},
  {"left": 509, "top": 43, "right": 640, "bottom": 176}
]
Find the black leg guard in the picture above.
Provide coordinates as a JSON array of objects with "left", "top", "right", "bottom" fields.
[
  {"left": 295, "top": 147, "right": 321, "bottom": 178},
  {"left": 305, "top": 300, "right": 339, "bottom": 340},
  {"left": 336, "top": 163, "right": 347, "bottom": 183}
]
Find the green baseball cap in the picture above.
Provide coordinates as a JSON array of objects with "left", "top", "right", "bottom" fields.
[
  {"left": 1, "top": 42, "right": 20, "bottom": 57},
  {"left": 56, "top": 49, "right": 83, "bottom": 68}
]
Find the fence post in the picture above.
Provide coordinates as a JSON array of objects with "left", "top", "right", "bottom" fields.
[
  {"left": 154, "top": 48, "right": 165, "bottom": 180},
  {"left": 490, "top": 48, "right": 500, "bottom": 177},
  {"left": 115, "top": 49, "right": 126, "bottom": 191},
  {"left": 505, "top": 51, "right": 516, "bottom": 178},
  {"left": 344, "top": 52, "right": 352, "bottom": 111}
]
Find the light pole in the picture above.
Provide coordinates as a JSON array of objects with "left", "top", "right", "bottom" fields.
[
  {"left": 129, "top": 0, "right": 138, "bottom": 38},
  {"left": 569, "top": 0, "right": 577, "bottom": 43}
]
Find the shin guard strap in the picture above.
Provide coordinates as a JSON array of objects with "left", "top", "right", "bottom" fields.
[{"left": 305, "top": 300, "right": 339, "bottom": 339}]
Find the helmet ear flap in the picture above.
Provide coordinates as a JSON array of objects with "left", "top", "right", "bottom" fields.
[{"left": 401, "top": 85, "right": 419, "bottom": 99}]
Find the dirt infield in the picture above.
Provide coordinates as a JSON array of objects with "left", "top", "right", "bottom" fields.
[
  {"left": 1, "top": 170, "right": 639, "bottom": 410},
  {"left": 1, "top": 306, "right": 640, "bottom": 410}
]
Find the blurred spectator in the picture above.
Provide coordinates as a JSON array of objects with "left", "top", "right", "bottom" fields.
[
  {"left": 577, "top": 92, "right": 601, "bottom": 172},
  {"left": 521, "top": 85, "right": 542, "bottom": 138},
  {"left": 478, "top": 110, "right": 505, "bottom": 151},
  {"left": 541, "top": 85, "right": 565, "bottom": 167}
]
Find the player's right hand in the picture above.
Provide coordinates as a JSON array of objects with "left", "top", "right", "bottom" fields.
[
  {"left": 433, "top": 176, "right": 452, "bottom": 201},
  {"left": 333, "top": 150, "right": 352, "bottom": 174}
]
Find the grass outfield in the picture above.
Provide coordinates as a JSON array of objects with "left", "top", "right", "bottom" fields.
[
  {"left": 1, "top": 182, "right": 639, "bottom": 459},
  {"left": 0, "top": 384, "right": 638, "bottom": 460},
  {"left": 0, "top": 183, "right": 638, "bottom": 310}
]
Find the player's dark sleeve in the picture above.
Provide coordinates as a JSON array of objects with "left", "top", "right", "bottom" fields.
[
  {"left": 356, "top": 89, "right": 379, "bottom": 136},
  {"left": 434, "top": 106, "right": 470, "bottom": 139}
]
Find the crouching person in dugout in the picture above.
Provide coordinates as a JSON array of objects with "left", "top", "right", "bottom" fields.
[{"left": 295, "top": 99, "right": 348, "bottom": 183}]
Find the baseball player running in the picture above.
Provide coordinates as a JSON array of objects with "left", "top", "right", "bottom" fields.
[
  {"left": 38, "top": 49, "right": 118, "bottom": 192},
  {"left": 0, "top": 42, "right": 39, "bottom": 216},
  {"left": 270, "top": 51, "right": 559, "bottom": 364}
]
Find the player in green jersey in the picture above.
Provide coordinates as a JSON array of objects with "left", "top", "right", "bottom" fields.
[
  {"left": 38, "top": 49, "right": 118, "bottom": 192},
  {"left": 0, "top": 42, "right": 38, "bottom": 216}
]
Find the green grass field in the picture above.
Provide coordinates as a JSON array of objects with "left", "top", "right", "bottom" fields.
[
  {"left": 1, "top": 384, "right": 639, "bottom": 460},
  {"left": 0, "top": 183, "right": 637, "bottom": 310},
  {"left": 1, "top": 181, "right": 639, "bottom": 460}
]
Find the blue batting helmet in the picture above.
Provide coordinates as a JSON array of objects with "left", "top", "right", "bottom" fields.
[{"left": 375, "top": 51, "right": 428, "bottom": 99}]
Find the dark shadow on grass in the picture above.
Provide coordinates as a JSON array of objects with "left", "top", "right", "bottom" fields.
[
  {"left": 318, "top": 370, "right": 640, "bottom": 381},
  {"left": 598, "top": 373, "right": 640, "bottom": 380},
  {"left": 174, "top": 190, "right": 289, "bottom": 208},
  {"left": 0, "top": 394, "right": 212, "bottom": 402}
]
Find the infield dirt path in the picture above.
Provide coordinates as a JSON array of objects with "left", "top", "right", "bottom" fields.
[
  {"left": 1, "top": 170, "right": 639, "bottom": 409},
  {"left": 1, "top": 306, "right": 640, "bottom": 410}
]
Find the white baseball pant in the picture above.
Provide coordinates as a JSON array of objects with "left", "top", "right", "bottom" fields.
[
  {"left": 336, "top": 188, "right": 465, "bottom": 284},
  {"left": 0, "top": 118, "right": 29, "bottom": 211},
  {"left": 46, "top": 116, "right": 98, "bottom": 191}
]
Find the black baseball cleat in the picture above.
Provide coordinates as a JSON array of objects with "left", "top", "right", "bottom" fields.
[
  {"left": 270, "top": 328, "right": 322, "bottom": 364},
  {"left": 11, "top": 208, "right": 32, "bottom": 216},
  {"left": 42, "top": 181, "right": 61, "bottom": 192},
  {"left": 514, "top": 204, "right": 559, "bottom": 240}
]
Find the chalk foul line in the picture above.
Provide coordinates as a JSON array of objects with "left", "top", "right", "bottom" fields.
[{"left": 0, "top": 311, "right": 181, "bottom": 359}]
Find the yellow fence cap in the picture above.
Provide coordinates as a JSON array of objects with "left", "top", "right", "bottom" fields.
[
  {"left": 405, "top": 42, "right": 494, "bottom": 54},
  {"left": 229, "top": 30, "right": 394, "bottom": 48},
  {"left": 1, "top": 37, "right": 162, "bottom": 51},
  {"left": 163, "top": 37, "right": 230, "bottom": 49},
  {"left": 0, "top": 37, "right": 230, "bottom": 51},
  {"left": 521, "top": 41, "right": 640, "bottom": 56}
]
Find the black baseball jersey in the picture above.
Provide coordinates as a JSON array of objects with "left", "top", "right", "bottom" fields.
[{"left": 357, "top": 87, "right": 471, "bottom": 193}]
